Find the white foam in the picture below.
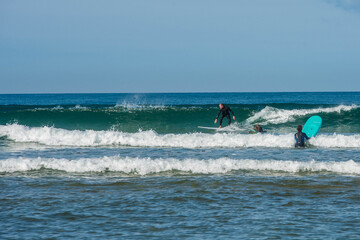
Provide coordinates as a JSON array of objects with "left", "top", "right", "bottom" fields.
[
  {"left": 34, "top": 105, "right": 64, "bottom": 111},
  {"left": 247, "top": 105, "right": 358, "bottom": 125},
  {"left": 309, "top": 134, "right": 360, "bottom": 148},
  {"left": 33, "top": 105, "right": 89, "bottom": 111},
  {"left": 114, "top": 101, "right": 167, "bottom": 111},
  {"left": 72, "top": 104, "right": 88, "bottom": 110},
  {"left": 110, "top": 104, "right": 205, "bottom": 112},
  {"left": 0, "top": 124, "right": 293, "bottom": 148},
  {"left": 0, "top": 156, "right": 359, "bottom": 175},
  {"left": 1, "top": 124, "right": 360, "bottom": 148}
]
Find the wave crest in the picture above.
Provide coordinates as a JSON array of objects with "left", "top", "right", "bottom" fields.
[
  {"left": 1, "top": 124, "right": 360, "bottom": 148},
  {"left": 247, "top": 105, "right": 358, "bottom": 125},
  {"left": 0, "top": 156, "right": 359, "bottom": 175}
]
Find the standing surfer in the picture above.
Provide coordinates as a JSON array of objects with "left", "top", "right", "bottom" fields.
[
  {"left": 295, "top": 125, "right": 310, "bottom": 148},
  {"left": 214, "top": 103, "right": 235, "bottom": 128}
]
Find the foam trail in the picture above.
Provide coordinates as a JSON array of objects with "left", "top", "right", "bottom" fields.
[
  {"left": 247, "top": 105, "right": 358, "bottom": 125},
  {"left": 1, "top": 124, "right": 360, "bottom": 148},
  {"left": 0, "top": 156, "right": 359, "bottom": 175}
]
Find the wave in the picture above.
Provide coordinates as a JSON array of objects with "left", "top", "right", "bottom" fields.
[
  {"left": 1, "top": 124, "right": 360, "bottom": 148},
  {"left": 28, "top": 103, "right": 202, "bottom": 112},
  {"left": 0, "top": 124, "right": 292, "bottom": 147},
  {"left": 247, "top": 105, "right": 359, "bottom": 125},
  {"left": 1, "top": 104, "right": 359, "bottom": 134},
  {"left": 310, "top": 134, "right": 360, "bottom": 148},
  {"left": 0, "top": 156, "right": 359, "bottom": 175}
]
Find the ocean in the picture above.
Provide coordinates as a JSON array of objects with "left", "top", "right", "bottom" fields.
[{"left": 0, "top": 92, "right": 359, "bottom": 239}]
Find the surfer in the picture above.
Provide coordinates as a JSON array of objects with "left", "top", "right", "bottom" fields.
[
  {"left": 249, "top": 124, "right": 265, "bottom": 134},
  {"left": 295, "top": 125, "right": 310, "bottom": 148},
  {"left": 214, "top": 103, "right": 235, "bottom": 128}
]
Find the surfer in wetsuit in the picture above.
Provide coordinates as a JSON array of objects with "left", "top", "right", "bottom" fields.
[
  {"left": 295, "top": 125, "right": 310, "bottom": 148},
  {"left": 250, "top": 124, "right": 265, "bottom": 134},
  {"left": 214, "top": 103, "right": 235, "bottom": 128}
]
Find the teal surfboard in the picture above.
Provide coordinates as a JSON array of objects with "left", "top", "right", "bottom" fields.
[{"left": 302, "top": 116, "right": 322, "bottom": 138}]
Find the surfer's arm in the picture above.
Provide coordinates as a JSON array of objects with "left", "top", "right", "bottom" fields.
[
  {"left": 228, "top": 107, "right": 235, "bottom": 120},
  {"left": 216, "top": 110, "right": 221, "bottom": 119},
  {"left": 214, "top": 110, "right": 221, "bottom": 123},
  {"left": 228, "top": 107, "right": 234, "bottom": 116},
  {"left": 304, "top": 133, "right": 310, "bottom": 140}
]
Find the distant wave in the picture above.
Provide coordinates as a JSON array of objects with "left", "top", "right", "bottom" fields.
[
  {"left": 1, "top": 124, "right": 360, "bottom": 148},
  {"left": 114, "top": 102, "right": 167, "bottom": 111},
  {"left": 0, "top": 156, "right": 359, "bottom": 175},
  {"left": 33, "top": 104, "right": 89, "bottom": 111},
  {"left": 22, "top": 103, "right": 206, "bottom": 113}
]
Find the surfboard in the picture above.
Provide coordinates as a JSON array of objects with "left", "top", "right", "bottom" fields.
[
  {"left": 198, "top": 126, "right": 219, "bottom": 130},
  {"left": 302, "top": 115, "right": 322, "bottom": 138},
  {"left": 198, "top": 126, "right": 239, "bottom": 132}
]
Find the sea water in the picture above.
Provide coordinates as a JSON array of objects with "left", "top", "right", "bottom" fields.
[{"left": 0, "top": 92, "right": 359, "bottom": 239}]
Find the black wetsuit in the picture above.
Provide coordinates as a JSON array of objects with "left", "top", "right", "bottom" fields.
[
  {"left": 256, "top": 126, "right": 264, "bottom": 133},
  {"left": 216, "top": 105, "right": 234, "bottom": 126},
  {"left": 294, "top": 131, "right": 310, "bottom": 148}
]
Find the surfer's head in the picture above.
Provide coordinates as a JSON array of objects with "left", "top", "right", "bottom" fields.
[
  {"left": 219, "top": 103, "right": 224, "bottom": 109},
  {"left": 297, "top": 125, "right": 303, "bottom": 132},
  {"left": 255, "top": 125, "right": 263, "bottom": 132}
]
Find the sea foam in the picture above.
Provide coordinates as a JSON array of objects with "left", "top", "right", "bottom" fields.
[
  {"left": 247, "top": 105, "right": 358, "bottom": 125},
  {"left": 0, "top": 124, "right": 294, "bottom": 148},
  {"left": 0, "top": 124, "right": 359, "bottom": 148},
  {"left": 0, "top": 156, "right": 359, "bottom": 175}
]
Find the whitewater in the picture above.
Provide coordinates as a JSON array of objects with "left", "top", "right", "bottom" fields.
[
  {"left": 1, "top": 156, "right": 359, "bottom": 175},
  {"left": 1, "top": 124, "right": 359, "bottom": 148},
  {"left": 246, "top": 104, "right": 358, "bottom": 125}
]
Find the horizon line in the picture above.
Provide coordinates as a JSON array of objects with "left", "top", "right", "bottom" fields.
[{"left": 1, "top": 90, "right": 360, "bottom": 95}]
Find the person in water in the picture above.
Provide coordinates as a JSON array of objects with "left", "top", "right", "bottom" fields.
[
  {"left": 252, "top": 124, "right": 264, "bottom": 133},
  {"left": 214, "top": 103, "right": 235, "bottom": 128},
  {"left": 295, "top": 125, "right": 310, "bottom": 148}
]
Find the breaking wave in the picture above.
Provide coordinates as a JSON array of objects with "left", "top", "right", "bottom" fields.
[
  {"left": 0, "top": 156, "right": 359, "bottom": 175},
  {"left": 247, "top": 105, "right": 359, "bottom": 125},
  {"left": 0, "top": 124, "right": 360, "bottom": 148},
  {"left": 1, "top": 104, "right": 359, "bottom": 134}
]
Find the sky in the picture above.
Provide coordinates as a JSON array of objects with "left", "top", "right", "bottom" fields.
[{"left": 1, "top": 0, "right": 360, "bottom": 93}]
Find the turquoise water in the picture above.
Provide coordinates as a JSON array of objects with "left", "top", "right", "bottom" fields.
[{"left": 1, "top": 92, "right": 360, "bottom": 239}]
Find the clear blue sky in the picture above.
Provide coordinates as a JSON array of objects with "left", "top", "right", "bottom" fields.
[{"left": 1, "top": 0, "right": 360, "bottom": 93}]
